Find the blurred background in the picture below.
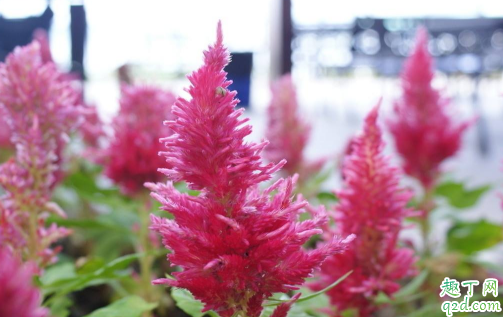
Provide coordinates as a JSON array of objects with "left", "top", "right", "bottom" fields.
[{"left": 1, "top": 0, "right": 503, "bottom": 258}]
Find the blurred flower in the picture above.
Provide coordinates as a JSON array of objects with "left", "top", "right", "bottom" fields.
[
  {"left": 0, "top": 42, "right": 80, "bottom": 266},
  {"left": 102, "top": 85, "right": 176, "bottom": 195},
  {"left": 265, "top": 74, "right": 324, "bottom": 183},
  {"left": 80, "top": 103, "right": 106, "bottom": 148},
  {"left": 148, "top": 22, "right": 353, "bottom": 317},
  {"left": 388, "top": 28, "right": 471, "bottom": 189},
  {"left": 0, "top": 42, "right": 81, "bottom": 146},
  {"left": 0, "top": 247, "right": 48, "bottom": 317},
  {"left": 311, "top": 105, "right": 416, "bottom": 317},
  {"left": 33, "top": 29, "right": 53, "bottom": 64}
]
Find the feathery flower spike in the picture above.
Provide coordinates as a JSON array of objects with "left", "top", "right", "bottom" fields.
[
  {"left": 310, "top": 104, "right": 416, "bottom": 317},
  {"left": 265, "top": 74, "right": 324, "bottom": 182},
  {"left": 102, "top": 85, "right": 176, "bottom": 195},
  {"left": 388, "top": 27, "right": 471, "bottom": 189},
  {"left": 148, "top": 22, "right": 353, "bottom": 317},
  {"left": 0, "top": 41, "right": 80, "bottom": 266}
]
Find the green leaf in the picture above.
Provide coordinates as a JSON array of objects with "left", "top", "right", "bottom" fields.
[
  {"left": 59, "top": 168, "right": 140, "bottom": 211},
  {"left": 41, "top": 262, "right": 77, "bottom": 286},
  {"left": 82, "top": 296, "right": 157, "bottom": 317},
  {"left": 435, "top": 181, "right": 490, "bottom": 209},
  {"left": 42, "top": 253, "right": 143, "bottom": 303},
  {"left": 394, "top": 270, "right": 428, "bottom": 298},
  {"left": 316, "top": 192, "right": 338, "bottom": 204},
  {"left": 447, "top": 220, "right": 503, "bottom": 255},
  {"left": 47, "top": 296, "right": 73, "bottom": 317},
  {"left": 171, "top": 288, "right": 217, "bottom": 317}
]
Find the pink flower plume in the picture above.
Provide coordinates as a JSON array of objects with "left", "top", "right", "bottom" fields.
[
  {"left": 102, "top": 84, "right": 176, "bottom": 195},
  {"left": 388, "top": 27, "right": 471, "bottom": 189},
  {"left": 148, "top": 22, "right": 352, "bottom": 317},
  {"left": 311, "top": 104, "right": 417, "bottom": 317},
  {"left": 265, "top": 74, "right": 323, "bottom": 182}
]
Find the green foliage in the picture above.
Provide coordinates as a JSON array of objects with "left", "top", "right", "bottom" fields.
[
  {"left": 41, "top": 253, "right": 143, "bottom": 305},
  {"left": 316, "top": 192, "right": 338, "bottom": 208},
  {"left": 82, "top": 296, "right": 157, "bottom": 317},
  {"left": 48, "top": 296, "right": 73, "bottom": 317},
  {"left": 170, "top": 272, "right": 352, "bottom": 317},
  {"left": 294, "top": 287, "right": 330, "bottom": 317},
  {"left": 435, "top": 181, "right": 490, "bottom": 209},
  {"left": 447, "top": 220, "right": 503, "bottom": 255},
  {"left": 260, "top": 295, "right": 310, "bottom": 317},
  {"left": 171, "top": 288, "right": 218, "bottom": 317}
]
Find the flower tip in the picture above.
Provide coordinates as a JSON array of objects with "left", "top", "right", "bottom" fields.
[
  {"left": 270, "top": 293, "right": 302, "bottom": 317},
  {"left": 343, "top": 233, "right": 356, "bottom": 244},
  {"left": 216, "top": 20, "right": 223, "bottom": 46},
  {"left": 414, "top": 26, "right": 429, "bottom": 50},
  {"left": 365, "top": 102, "right": 381, "bottom": 127}
]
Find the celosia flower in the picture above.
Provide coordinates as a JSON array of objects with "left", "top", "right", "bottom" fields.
[
  {"left": 102, "top": 85, "right": 176, "bottom": 195},
  {"left": 0, "top": 247, "right": 48, "bottom": 317},
  {"left": 148, "top": 22, "right": 353, "bottom": 317},
  {"left": 0, "top": 42, "right": 80, "bottom": 266},
  {"left": 388, "top": 28, "right": 471, "bottom": 189},
  {"left": 310, "top": 105, "right": 416, "bottom": 317},
  {"left": 0, "top": 42, "right": 81, "bottom": 145},
  {"left": 265, "top": 74, "right": 324, "bottom": 182}
]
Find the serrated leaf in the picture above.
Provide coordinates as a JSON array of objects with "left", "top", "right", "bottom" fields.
[
  {"left": 82, "top": 296, "right": 157, "bottom": 317},
  {"left": 447, "top": 220, "right": 503, "bottom": 255},
  {"left": 435, "top": 181, "right": 490, "bottom": 209}
]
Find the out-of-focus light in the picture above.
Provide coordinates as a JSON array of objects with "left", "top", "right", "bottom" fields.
[
  {"left": 457, "top": 53, "right": 481, "bottom": 73},
  {"left": 428, "top": 38, "right": 441, "bottom": 56},
  {"left": 357, "top": 18, "right": 375, "bottom": 29},
  {"left": 318, "top": 48, "right": 353, "bottom": 67},
  {"left": 483, "top": 54, "right": 500, "bottom": 71},
  {"left": 459, "top": 30, "right": 477, "bottom": 48},
  {"left": 356, "top": 29, "right": 381, "bottom": 55},
  {"left": 383, "top": 19, "right": 415, "bottom": 32},
  {"left": 438, "top": 33, "right": 457, "bottom": 54},
  {"left": 384, "top": 32, "right": 401, "bottom": 48},
  {"left": 491, "top": 29, "right": 503, "bottom": 50}
]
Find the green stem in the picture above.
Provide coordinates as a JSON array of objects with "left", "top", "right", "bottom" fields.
[
  {"left": 138, "top": 193, "right": 154, "bottom": 317},
  {"left": 418, "top": 186, "right": 435, "bottom": 257},
  {"left": 27, "top": 208, "right": 40, "bottom": 261}
]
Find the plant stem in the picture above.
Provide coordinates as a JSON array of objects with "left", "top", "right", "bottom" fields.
[
  {"left": 27, "top": 207, "right": 39, "bottom": 261},
  {"left": 138, "top": 193, "right": 154, "bottom": 317},
  {"left": 418, "top": 186, "right": 435, "bottom": 257}
]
